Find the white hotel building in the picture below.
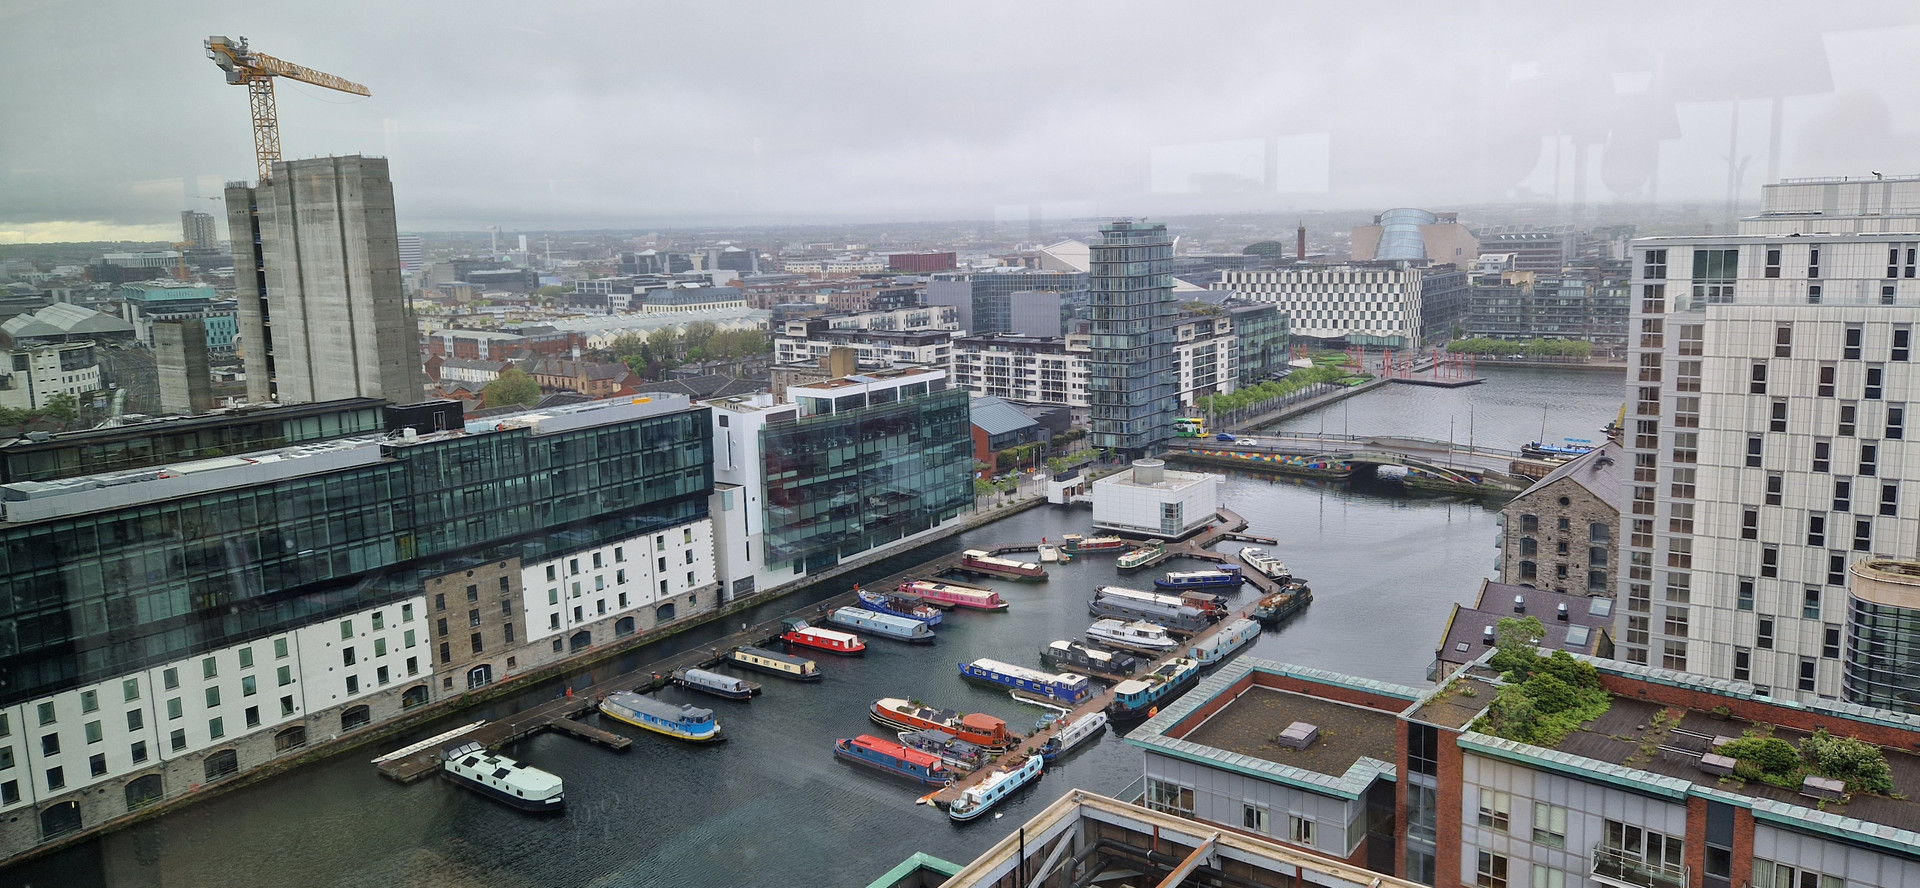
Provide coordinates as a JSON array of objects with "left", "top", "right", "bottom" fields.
[
  {"left": 1622, "top": 175, "right": 1920, "bottom": 708},
  {"left": 1215, "top": 262, "right": 1426, "bottom": 348}
]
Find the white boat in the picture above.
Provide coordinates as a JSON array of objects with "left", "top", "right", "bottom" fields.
[
  {"left": 440, "top": 740, "right": 564, "bottom": 812},
  {"left": 1190, "top": 617, "right": 1261, "bottom": 667},
  {"left": 1038, "top": 544, "right": 1062, "bottom": 563},
  {"left": 948, "top": 754, "right": 1044, "bottom": 821},
  {"left": 1037, "top": 711, "right": 1108, "bottom": 762},
  {"left": 1237, "top": 547, "right": 1291, "bottom": 581},
  {"left": 1085, "top": 618, "right": 1181, "bottom": 655}
]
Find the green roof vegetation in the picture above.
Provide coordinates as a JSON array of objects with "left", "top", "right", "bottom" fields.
[
  {"left": 1472, "top": 616, "right": 1611, "bottom": 747},
  {"left": 1718, "top": 727, "right": 1894, "bottom": 796}
]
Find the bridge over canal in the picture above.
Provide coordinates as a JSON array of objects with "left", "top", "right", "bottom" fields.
[{"left": 1163, "top": 433, "right": 1535, "bottom": 495}]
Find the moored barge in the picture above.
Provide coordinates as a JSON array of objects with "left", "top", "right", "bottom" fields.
[
  {"left": 441, "top": 740, "right": 564, "bottom": 813},
  {"left": 598, "top": 690, "right": 724, "bottom": 742},
  {"left": 1087, "top": 585, "right": 1215, "bottom": 634},
  {"left": 957, "top": 549, "right": 1048, "bottom": 581},
  {"left": 1085, "top": 618, "right": 1181, "bottom": 655},
  {"left": 1190, "top": 617, "right": 1260, "bottom": 668},
  {"left": 833, "top": 734, "right": 953, "bottom": 787},
  {"left": 1036, "top": 711, "right": 1108, "bottom": 762},
  {"left": 1115, "top": 540, "right": 1168, "bottom": 571},
  {"left": 726, "top": 645, "right": 822, "bottom": 681},
  {"left": 827, "top": 606, "right": 936, "bottom": 644},
  {"left": 1237, "top": 547, "right": 1292, "bottom": 582},
  {"left": 957, "top": 658, "right": 1092, "bottom": 705},
  {"left": 780, "top": 618, "right": 866, "bottom": 656},
  {"left": 897, "top": 728, "right": 988, "bottom": 774},
  {"left": 947, "top": 754, "right": 1044, "bottom": 822},
  {"left": 1061, "top": 533, "right": 1127, "bottom": 555},
  {"left": 1106, "top": 657, "right": 1202, "bottom": 724},
  {"left": 1251, "top": 581, "right": 1313, "bottom": 626},
  {"left": 856, "top": 588, "right": 944, "bottom": 626},
  {"left": 1039, "top": 639, "right": 1138, "bottom": 681},
  {"left": 898, "top": 580, "right": 1008, "bottom": 611},
  {"left": 670, "top": 667, "right": 760, "bottom": 700},
  {"left": 870, "top": 697, "right": 1022, "bottom": 752},
  {"left": 1153, "top": 566, "right": 1244, "bottom": 590}
]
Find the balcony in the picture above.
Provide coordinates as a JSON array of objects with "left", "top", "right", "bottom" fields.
[{"left": 1591, "top": 845, "right": 1687, "bottom": 888}]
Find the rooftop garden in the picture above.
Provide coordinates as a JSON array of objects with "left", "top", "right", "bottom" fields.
[
  {"left": 1472, "top": 616, "right": 1611, "bottom": 746},
  {"left": 1716, "top": 726, "right": 1895, "bottom": 797}
]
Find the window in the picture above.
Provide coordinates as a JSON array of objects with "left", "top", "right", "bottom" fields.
[
  {"left": 342, "top": 647, "right": 356, "bottom": 667},
  {"left": 1477, "top": 790, "right": 1510, "bottom": 830},
  {"left": 1770, "top": 400, "right": 1788, "bottom": 432},
  {"left": 545, "top": 565, "right": 557, "bottom": 582},
  {"left": 1803, "top": 588, "right": 1822, "bottom": 620},
  {"left": 130, "top": 741, "right": 147, "bottom": 764},
  {"left": 46, "top": 766, "right": 64, "bottom": 791},
  {"left": 1758, "top": 616, "right": 1774, "bottom": 649},
  {"left": 1818, "top": 364, "right": 1836, "bottom": 397},
  {"left": 1643, "top": 249, "right": 1667, "bottom": 280},
  {"left": 468, "top": 608, "right": 480, "bottom": 628},
  {"left": 501, "top": 599, "right": 512, "bottom": 617},
  {"left": 339, "top": 620, "right": 353, "bottom": 640},
  {"left": 166, "top": 698, "right": 182, "bottom": 719},
  {"left": 245, "top": 705, "right": 260, "bottom": 728},
  {"left": 401, "top": 604, "right": 414, "bottom": 622},
  {"left": 1861, "top": 443, "right": 1878, "bottom": 476},
  {"left": 1766, "top": 473, "right": 1783, "bottom": 505},
  {"left": 1761, "top": 546, "right": 1778, "bottom": 578},
  {"left": 163, "top": 668, "right": 178, "bottom": 691},
  {"left": 374, "top": 638, "right": 387, "bottom": 657},
  {"left": 1812, "top": 440, "right": 1830, "bottom": 473},
  {"left": 1764, "top": 247, "right": 1781, "bottom": 278},
  {"left": 274, "top": 638, "right": 289, "bottom": 659},
  {"left": 277, "top": 665, "right": 292, "bottom": 686},
  {"left": 281, "top": 696, "right": 296, "bottom": 717},
  {"left": 504, "top": 624, "right": 515, "bottom": 644},
  {"left": 79, "top": 690, "right": 97, "bottom": 713},
  {"left": 1664, "top": 606, "right": 1689, "bottom": 638},
  {"left": 1144, "top": 778, "right": 1193, "bottom": 817},
  {"left": 1753, "top": 859, "right": 1844, "bottom": 888},
  {"left": 439, "top": 642, "right": 451, "bottom": 663},
  {"left": 470, "top": 633, "right": 483, "bottom": 654},
  {"left": 1824, "top": 625, "right": 1842, "bottom": 659},
  {"left": 1532, "top": 803, "right": 1567, "bottom": 848},
  {"left": 1839, "top": 404, "right": 1857, "bottom": 436},
  {"left": 170, "top": 729, "right": 186, "bottom": 752},
  {"left": 1806, "top": 514, "right": 1824, "bottom": 546},
  {"left": 1737, "top": 578, "right": 1754, "bottom": 611},
  {"left": 1845, "top": 325, "right": 1863, "bottom": 360},
  {"left": 1288, "top": 814, "right": 1316, "bottom": 845},
  {"left": 1883, "top": 482, "right": 1899, "bottom": 516},
  {"left": 1, "top": 782, "right": 16, "bottom": 805},
  {"left": 435, "top": 593, "right": 446, "bottom": 611},
  {"left": 1749, "top": 362, "right": 1767, "bottom": 395},
  {"left": 1475, "top": 850, "right": 1508, "bottom": 888},
  {"left": 370, "top": 613, "right": 383, "bottom": 632},
  {"left": 1896, "top": 327, "right": 1911, "bottom": 361},
  {"left": 465, "top": 584, "right": 478, "bottom": 603},
  {"left": 436, "top": 618, "right": 447, "bottom": 637},
  {"left": 1854, "top": 517, "right": 1873, "bottom": 551},
  {"left": 126, "top": 709, "right": 142, "bottom": 731},
  {"left": 346, "top": 675, "right": 359, "bottom": 695},
  {"left": 1242, "top": 804, "right": 1269, "bottom": 834},
  {"left": 1835, "top": 478, "right": 1852, "bottom": 511},
  {"left": 205, "top": 687, "right": 220, "bottom": 707},
  {"left": 1830, "top": 552, "right": 1848, "bottom": 586},
  {"left": 1799, "top": 658, "right": 1817, "bottom": 692},
  {"left": 122, "top": 678, "right": 139, "bottom": 702},
  {"left": 1808, "top": 246, "right": 1821, "bottom": 278},
  {"left": 203, "top": 657, "right": 218, "bottom": 679},
  {"left": 1889, "top": 405, "right": 1905, "bottom": 439},
  {"left": 209, "top": 717, "right": 224, "bottom": 739},
  {"left": 1733, "top": 647, "right": 1751, "bottom": 681},
  {"left": 241, "top": 676, "right": 256, "bottom": 697},
  {"left": 1867, "top": 367, "right": 1884, "bottom": 399}
]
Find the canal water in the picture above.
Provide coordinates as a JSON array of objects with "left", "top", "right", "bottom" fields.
[{"left": 13, "top": 367, "right": 1623, "bottom": 888}]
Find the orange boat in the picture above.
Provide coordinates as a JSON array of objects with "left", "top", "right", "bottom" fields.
[{"left": 868, "top": 697, "right": 1022, "bottom": 752}]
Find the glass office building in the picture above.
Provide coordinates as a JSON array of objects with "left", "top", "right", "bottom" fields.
[
  {"left": 762, "top": 369, "right": 972, "bottom": 574},
  {"left": 1088, "top": 220, "right": 1178, "bottom": 460},
  {"left": 0, "top": 398, "right": 712, "bottom": 706},
  {"left": 1844, "top": 559, "right": 1920, "bottom": 714}
]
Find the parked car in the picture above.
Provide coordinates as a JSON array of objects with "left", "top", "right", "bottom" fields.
[{"left": 1215, "top": 433, "right": 1236, "bottom": 441}]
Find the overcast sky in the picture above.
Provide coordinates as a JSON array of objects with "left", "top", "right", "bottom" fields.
[{"left": 5, "top": 0, "right": 1920, "bottom": 242}]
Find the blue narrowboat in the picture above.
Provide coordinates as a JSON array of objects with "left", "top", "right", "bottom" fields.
[
  {"left": 598, "top": 690, "right": 724, "bottom": 742},
  {"left": 957, "top": 658, "right": 1091, "bottom": 705},
  {"left": 856, "top": 588, "right": 944, "bottom": 626},
  {"left": 1153, "top": 565, "right": 1244, "bottom": 590},
  {"left": 1105, "top": 656, "right": 1201, "bottom": 724},
  {"left": 833, "top": 734, "right": 953, "bottom": 786}
]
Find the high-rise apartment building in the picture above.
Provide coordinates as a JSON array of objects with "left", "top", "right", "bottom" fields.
[
  {"left": 225, "top": 155, "right": 422, "bottom": 405},
  {"left": 395, "top": 235, "right": 423, "bottom": 273},
  {"left": 179, "top": 211, "right": 218, "bottom": 249},
  {"left": 1620, "top": 174, "right": 1920, "bottom": 706},
  {"left": 1087, "top": 220, "right": 1177, "bottom": 460}
]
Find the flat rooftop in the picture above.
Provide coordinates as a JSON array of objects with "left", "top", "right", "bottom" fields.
[
  {"left": 1180, "top": 686, "right": 1400, "bottom": 779},
  {"left": 1544, "top": 697, "right": 1920, "bottom": 834}
]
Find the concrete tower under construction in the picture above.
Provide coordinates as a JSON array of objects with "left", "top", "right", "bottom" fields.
[{"left": 225, "top": 155, "right": 421, "bottom": 405}]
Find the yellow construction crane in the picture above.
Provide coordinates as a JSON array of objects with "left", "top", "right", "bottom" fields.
[{"left": 204, "top": 36, "right": 370, "bottom": 184}]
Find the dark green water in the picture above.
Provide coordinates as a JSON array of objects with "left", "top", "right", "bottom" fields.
[{"left": 9, "top": 367, "right": 1622, "bottom": 888}]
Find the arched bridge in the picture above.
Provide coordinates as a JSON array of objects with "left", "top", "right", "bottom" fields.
[{"left": 1162, "top": 434, "right": 1531, "bottom": 494}]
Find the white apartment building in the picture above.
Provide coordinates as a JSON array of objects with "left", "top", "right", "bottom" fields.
[
  {"left": 1215, "top": 261, "right": 1424, "bottom": 347},
  {"left": 0, "top": 342, "right": 103, "bottom": 411},
  {"left": 950, "top": 332, "right": 1089, "bottom": 408},
  {"left": 519, "top": 523, "right": 717, "bottom": 653},
  {"left": 1624, "top": 180, "right": 1920, "bottom": 703}
]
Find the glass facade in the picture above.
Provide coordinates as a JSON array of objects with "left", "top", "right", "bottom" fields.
[
  {"left": 1088, "top": 220, "right": 1177, "bottom": 459},
  {"left": 0, "top": 406, "right": 712, "bottom": 705},
  {"left": 0, "top": 399, "right": 386, "bottom": 484},
  {"left": 761, "top": 385, "right": 971, "bottom": 573},
  {"left": 1843, "top": 595, "right": 1920, "bottom": 714},
  {"left": 1231, "top": 304, "right": 1289, "bottom": 385}
]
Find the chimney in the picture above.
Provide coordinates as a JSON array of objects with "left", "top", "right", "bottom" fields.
[
  {"left": 1482, "top": 625, "right": 1495, "bottom": 645},
  {"left": 1557, "top": 602, "right": 1570, "bottom": 621},
  {"left": 1296, "top": 222, "right": 1307, "bottom": 261},
  {"left": 1514, "top": 595, "right": 1526, "bottom": 613}
]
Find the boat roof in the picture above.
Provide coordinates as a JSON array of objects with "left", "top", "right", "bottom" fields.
[
  {"left": 610, "top": 690, "right": 714, "bottom": 721},
  {"left": 737, "top": 646, "right": 811, "bottom": 665},
  {"left": 850, "top": 734, "right": 942, "bottom": 767},
  {"left": 679, "top": 667, "right": 746, "bottom": 687},
  {"left": 968, "top": 658, "right": 1083, "bottom": 684},
  {"left": 959, "top": 712, "right": 1006, "bottom": 730}
]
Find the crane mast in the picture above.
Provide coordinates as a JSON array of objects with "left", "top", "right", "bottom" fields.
[{"left": 204, "top": 36, "right": 370, "bottom": 183}]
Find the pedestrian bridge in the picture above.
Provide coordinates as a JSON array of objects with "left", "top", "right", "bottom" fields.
[{"left": 1163, "top": 434, "right": 1531, "bottom": 494}]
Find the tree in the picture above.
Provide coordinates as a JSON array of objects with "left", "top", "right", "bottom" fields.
[
  {"left": 648, "top": 327, "right": 680, "bottom": 360},
  {"left": 482, "top": 367, "right": 541, "bottom": 409},
  {"left": 683, "top": 321, "right": 718, "bottom": 354},
  {"left": 40, "top": 393, "right": 78, "bottom": 424}
]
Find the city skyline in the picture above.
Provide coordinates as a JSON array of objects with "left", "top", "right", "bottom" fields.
[{"left": 6, "top": 1, "right": 1920, "bottom": 242}]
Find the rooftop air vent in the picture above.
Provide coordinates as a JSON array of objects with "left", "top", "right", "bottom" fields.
[
  {"left": 1557, "top": 602, "right": 1569, "bottom": 621},
  {"left": 1276, "top": 722, "right": 1319, "bottom": 750},
  {"left": 1482, "top": 626, "right": 1496, "bottom": 645},
  {"left": 1698, "top": 753, "right": 1736, "bottom": 776},
  {"left": 1514, "top": 595, "right": 1526, "bottom": 613}
]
